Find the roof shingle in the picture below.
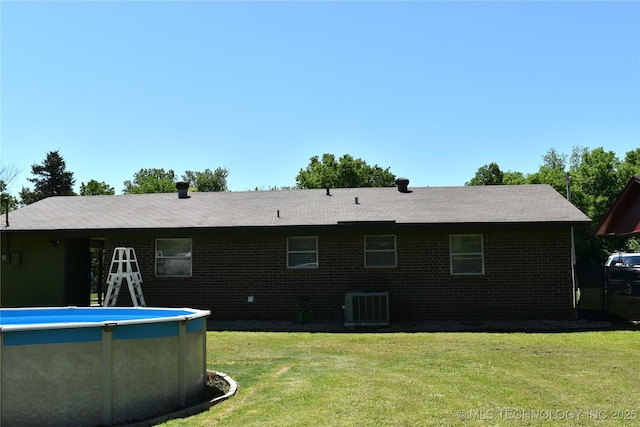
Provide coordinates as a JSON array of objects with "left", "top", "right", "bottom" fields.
[{"left": 1, "top": 185, "right": 591, "bottom": 232}]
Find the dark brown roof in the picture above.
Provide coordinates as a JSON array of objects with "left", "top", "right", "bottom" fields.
[{"left": 1, "top": 184, "right": 591, "bottom": 233}]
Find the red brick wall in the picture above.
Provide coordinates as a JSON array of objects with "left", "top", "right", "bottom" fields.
[{"left": 103, "top": 226, "right": 575, "bottom": 321}]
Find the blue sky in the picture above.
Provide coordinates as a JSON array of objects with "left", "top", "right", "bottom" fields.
[{"left": 1, "top": 1, "right": 639, "bottom": 195}]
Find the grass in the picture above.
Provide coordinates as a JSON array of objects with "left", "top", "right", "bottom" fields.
[{"left": 163, "top": 330, "right": 640, "bottom": 426}]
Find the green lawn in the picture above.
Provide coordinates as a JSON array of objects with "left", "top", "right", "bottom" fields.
[{"left": 164, "top": 330, "right": 639, "bottom": 426}]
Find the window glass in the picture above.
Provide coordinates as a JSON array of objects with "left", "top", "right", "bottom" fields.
[
  {"left": 288, "top": 236, "right": 318, "bottom": 268},
  {"left": 156, "top": 238, "right": 192, "bottom": 277},
  {"left": 365, "top": 235, "right": 396, "bottom": 268},
  {"left": 450, "top": 234, "right": 484, "bottom": 275},
  {"left": 626, "top": 255, "right": 640, "bottom": 266}
]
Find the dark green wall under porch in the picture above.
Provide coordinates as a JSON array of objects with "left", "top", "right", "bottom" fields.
[{"left": 1, "top": 234, "right": 90, "bottom": 307}]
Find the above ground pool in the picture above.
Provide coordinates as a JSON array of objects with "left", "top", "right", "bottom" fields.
[{"left": 0, "top": 306, "right": 211, "bottom": 427}]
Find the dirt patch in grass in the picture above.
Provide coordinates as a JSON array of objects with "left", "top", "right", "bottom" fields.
[{"left": 205, "top": 371, "right": 230, "bottom": 400}]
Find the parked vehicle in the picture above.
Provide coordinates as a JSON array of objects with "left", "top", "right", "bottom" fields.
[{"left": 604, "top": 253, "right": 640, "bottom": 295}]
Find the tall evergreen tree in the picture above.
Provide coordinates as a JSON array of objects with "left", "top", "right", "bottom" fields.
[{"left": 20, "top": 150, "right": 75, "bottom": 204}]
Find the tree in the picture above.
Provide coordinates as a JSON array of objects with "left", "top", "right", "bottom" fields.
[
  {"left": 182, "top": 168, "right": 229, "bottom": 192},
  {"left": 571, "top": 147, "right": 629, "bottom": 265},
  {"left": 18, "top": 187, "right": 40, "bottom": 206},
  {"left": 20, "top": 150, "right": 75, "bottom": 204},
  {"left": 80, "top": 180, "right": 115, "bottom": 196},
  {"left": 0, "top": 164, "right": 20, "bottom": 188},
  {"left": 502, "top": 171, "right": 528, "bottom": 185},
  {"left": 123, "top": 168, "right": 178, "bottom": 194},
  {"left": 466, "top": 147, "right": 639, "bottom": 265},
  {"left": 610, "top": 148, "right": 640, "bottom": 255},
  {"left": 527, "top": 148, "right": 569, "bottom": 196},
  {"left": 618, "top": 148, "right": 640, "bottom": 185},
  {"left": 0, "top": 164, "right": 21, "bottom": 212},
  {"left": 296, "top": 153, "right": 396, "bottom": 189},
  {"left": 542, "top": 147, "right": 568, "bottom": 170},
  {"left": 0, "top": 181, "right": 20, "bottom": 214},
  {"left": 466, "top": 162, "right": 504, "bottom": 186},
  {"left": 570, "top": 147, "right": 621, "bottom": 222}
]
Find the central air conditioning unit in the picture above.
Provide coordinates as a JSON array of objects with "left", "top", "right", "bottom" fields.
[{"left": 344, "top": 291, "right": 390, "bottom": 327}]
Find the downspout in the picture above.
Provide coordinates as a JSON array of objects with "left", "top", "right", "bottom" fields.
[{"left": 566, "top": 173, "right": 579, "bottom": 316}]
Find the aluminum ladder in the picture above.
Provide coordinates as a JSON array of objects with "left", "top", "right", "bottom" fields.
[{"left": 103, "top": 247, "right": 146, "bottom": 307}]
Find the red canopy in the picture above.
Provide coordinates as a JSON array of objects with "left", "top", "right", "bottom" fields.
[{"left": 595, "top": 176, "right": 640, "bottom": 236}]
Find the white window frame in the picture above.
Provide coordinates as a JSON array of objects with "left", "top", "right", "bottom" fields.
[
  {"left": 287, "top": 236, "right": 318, "bottom": 269},
  {"left": 450, "top": 234, "right": 484, "bottom": 275},
  {"left": 364, "top": 235, "right": 397, "bottom": 268},
  {"left": 156, "top": 238, "right": 192, "bottom": 277}
]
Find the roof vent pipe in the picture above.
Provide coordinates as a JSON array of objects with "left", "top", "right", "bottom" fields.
[
  {"left": 396, "top": 177, "right": 410, "bottom": 193},
  {"left": 2, "top": 197, "right": 9, "bottom": 226},
  {"left": 325, "top": 183, "right": 331, "bottom": 196},
  {"left": 176, "top": 181, "right": 190, "bottom": 199}
]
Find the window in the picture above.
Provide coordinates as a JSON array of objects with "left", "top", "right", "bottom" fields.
[
  {"left": 450, "top": 234, "right": 484, "bottom": 275},
  {"left": 156, "top": 238, "right": 192, "bottom": 277},
  {"left": 287, "top": 236, "right": 318, "bottom": 268},
  {"left": 365, "top": 235, "right": 396, "bottom": 268}
]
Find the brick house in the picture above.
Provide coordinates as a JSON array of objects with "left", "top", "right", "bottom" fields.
[{"left": 1, "top": 182, "right": 591, "bottom": 322}]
